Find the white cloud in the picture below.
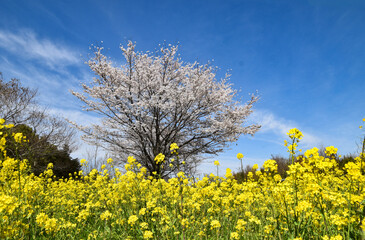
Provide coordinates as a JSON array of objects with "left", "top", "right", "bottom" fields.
[
  {"left": 249, "top": 109, "right": 322, "bottom": 148},
  {"left": 0, "top": 52, "right": 92, "bottom": 110},
  {"left": 47, "top": 107, "right": 102, "bottom": 127},
  {"left": 0, "top": 29, "right": 80, "bottom": 68}
]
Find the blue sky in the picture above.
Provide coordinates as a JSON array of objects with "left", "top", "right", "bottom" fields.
[{"left": 1, "top": 0, "right": 365, "bottom": 176}]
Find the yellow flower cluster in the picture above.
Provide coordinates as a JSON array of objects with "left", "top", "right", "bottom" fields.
[
  {"left": 170, "top": 143, "right": 179, "bottom": 152},
  {"left": 287, "top": 128, "right": 303, "bottom": 140},
  {"left": 36, "top": 213, "right": 58, "bottom": 234},
  {"left": 325, "top": 146, "right": 338, "bottom": 156},
  {"left": 0, "top": 118, "right": 365, "bottom": 239},
  {"left": 154, "top": 153, "right": 165, "bottom": 164},
  {"left": 13, "top": 132, "right": 26, "bottom": 143}
]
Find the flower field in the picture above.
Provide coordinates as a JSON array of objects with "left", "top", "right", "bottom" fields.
[{"left": 1, "top": 119, "right": 365, "bottom": 239}]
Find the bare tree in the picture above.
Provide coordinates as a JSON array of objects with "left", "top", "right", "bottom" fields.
[
  {"left": 71, "top": 42, "right": 260, "bottom": 177},
  {"left": 0, "top": 72, "right": 78, "bottom": 153},
  {"left": 0, "top": 72, "right": 38, "bottom": 125}
]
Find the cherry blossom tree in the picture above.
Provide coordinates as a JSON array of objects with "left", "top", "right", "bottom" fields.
[{"left": 71, "top": 42, "right": 260, "bottom": 177}]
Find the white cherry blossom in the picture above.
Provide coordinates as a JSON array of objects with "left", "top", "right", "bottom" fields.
[{"left": 71, "top": 41, "right": 260, "bottom": 177}]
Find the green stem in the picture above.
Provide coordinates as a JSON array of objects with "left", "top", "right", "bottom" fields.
[
  {"left": 361, "top": 136, "right": 365, "bottom": 175},
  {"left": 240, "top": 158, "right": 243, "bottom": 176}
]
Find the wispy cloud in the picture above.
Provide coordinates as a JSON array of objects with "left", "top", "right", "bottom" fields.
[
  {"left": 0, "top": 52, "right": 92, "bottom": 110},
  {"left": 47, "top": 107, "right": 101, "bottom": 126},
  {"left": 250, "top": 109, "right": 322, "bottom": 148},
  {"left": 0, "top": 29, "right": 80, "bottom": 68}
]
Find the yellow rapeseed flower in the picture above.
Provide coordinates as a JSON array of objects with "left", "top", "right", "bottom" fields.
[
  {"left": 252, "top": 164, "right": 259, "bottom": 171},
  {"left": 154, "top": 153, "right": 165, "bottom": 164},
  {"left": 143, "top": 230, "right": 153, "bottom": 239},
  {"left": 140, "top": 222, "right": 148, "bottom": 229},
  {"left": 170, "top": 143, "right": 179, "bottom": 151},
  {"left": 128, "top": 156, "right": 136, "bottom": 164},
  {"left": 235, "top": 219, "right": 247, "bottom": 231},
  {"left": 128, "top": 215, "right": 138, "bottom": 226},
  {"left": 177, "top": 172, "right": 185, "bottom": 178},
  {"left": 100, "top": 210, "right": 112, "bottom": 221},
  {"left": 325, "top": 146, "right": 338, "bottom": 156},
  {"left": 210, "top": 220, "right": 221, "bottom": 229},
  {"left": 139, "top": 208, "right": 147, "bottom": 216},
  {"left": 13, "top": 132, "right": 25, "bottom": 143},
  {"left": 287, "top": 128, "right": 303, "bottom": 140},
  {"left": 231, "top": 232, "right": 240, "bottom": 239},
  {"left": 225, "top": 168, "right": 233, "bottom": 178},
  {"left": 125, "top": 163, "right": 131, "bottom": 171},
  {"left": 263, "top": 159, "right": 277, "bottom": 172},
  {"left": 36, "top": 213, "right": 59, "bottom": 234}
]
